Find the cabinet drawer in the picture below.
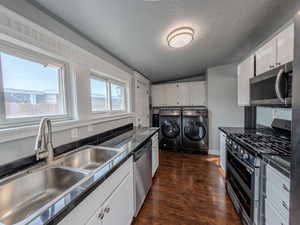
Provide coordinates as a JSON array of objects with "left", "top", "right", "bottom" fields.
[
  {"left": 266, "top": 180, "right": 289, "bottom": 219},
  {"left": 265, "top": 199, "right": 288, "bottom": 225},
  {"left": 266, "top": 165, "right": 290, "bottom": 195}
]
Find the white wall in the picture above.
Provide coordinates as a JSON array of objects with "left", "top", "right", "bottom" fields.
[
  {"left": 207, "top": 64, "right": 244, "bottom": 155},
  {"left": 257, "top": 107, "right": 292, "bottom": 127},
  {"left": 0, "top": 3, "right": 137, "bottom": 165}
]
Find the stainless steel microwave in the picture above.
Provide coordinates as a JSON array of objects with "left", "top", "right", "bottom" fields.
[{"left": 250, "top": 62, "right": 293, "bottom": 107}]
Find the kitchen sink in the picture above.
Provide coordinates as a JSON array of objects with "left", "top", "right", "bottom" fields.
[
  {"left": 0, "top": 167, "right": 85, "bottom": 225},
  {"left": 58, "top": 146, "right": 119, "bottom": 171}
]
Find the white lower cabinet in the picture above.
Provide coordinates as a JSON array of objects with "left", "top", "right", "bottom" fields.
[
  {"left": 152, "top": 132, "right": 159, "bottom": 177},
  {"left": 264, "top": 164, "right": 290, "bottom": 225},
  {"left": 58, "top": 157, "right": 134, "bottom": 225},
  {"left": 219, "top": 131, "right": 227, "bottom": 173}
]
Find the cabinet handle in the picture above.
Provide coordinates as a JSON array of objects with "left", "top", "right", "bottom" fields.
[
  {"left": 104, "top": 207, "right": 110, "bottom": 213},
  {"left": 282, "top": 200, "right": 289, "bottom": 211},
  {"left": 98, "top": 212, "right": 105, "bottom": 220},
  {"left": 276, "top": 62, "right": 281, "bottom": 66},
  {"left": 282, "top": 184, "right": 290, "bottom": 193}
]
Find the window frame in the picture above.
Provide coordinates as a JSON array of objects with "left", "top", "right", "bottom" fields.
[
  {"left": 0, "top": 41, "right": 73, "bottom": 128},
  {"left": 89, "top": 72, "right": 128, "bottom": 115},
  {"left": 90, "top": 74, "right": 110, "bottom": 113},
  {"left": 110, "top": 79, "right": 127, "bottom": 113}
]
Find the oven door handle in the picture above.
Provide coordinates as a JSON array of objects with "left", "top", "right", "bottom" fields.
[
  {"left": 275, "top": 69, "right": 286, "bottom": 104},
  {"left": 227, "top": 147, "right": 254, "bottom": 173}
]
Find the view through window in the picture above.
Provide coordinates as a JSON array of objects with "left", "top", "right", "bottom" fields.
[{"left": 1, "top": 53, "right": 66, "bottom": 119}]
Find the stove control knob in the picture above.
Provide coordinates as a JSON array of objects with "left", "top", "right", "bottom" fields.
[{"left": 243, "top": 153, "right": 249, "bottom": 160}]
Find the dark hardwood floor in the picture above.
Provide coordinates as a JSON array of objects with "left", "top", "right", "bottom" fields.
[{"left": 133, "top": 150, "right": 242, "bottom": 225}]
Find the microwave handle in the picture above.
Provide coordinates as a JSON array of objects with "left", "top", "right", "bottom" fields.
[{"left": 275, "top": 69, "right": 286, "bottom": 103}]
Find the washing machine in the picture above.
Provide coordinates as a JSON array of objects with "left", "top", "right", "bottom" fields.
[
  {"left": 181, "top": 108, "right": 209, "bottom": 154},
  {"left": 159, "top": 108, "right": 182, "bottom": 151}
]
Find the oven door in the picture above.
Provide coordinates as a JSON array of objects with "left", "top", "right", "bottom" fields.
[{"left": 226, "top": 148, "right": 255, "bottom": 225}]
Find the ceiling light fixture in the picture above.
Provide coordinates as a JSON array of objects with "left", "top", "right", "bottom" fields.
[{"left": 167, "top": 27, "right": 194, "bottom": 48}]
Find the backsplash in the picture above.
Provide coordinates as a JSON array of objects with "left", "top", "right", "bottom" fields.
[{"left": 257, "top": 107, "right": 292, "bottom": 127}]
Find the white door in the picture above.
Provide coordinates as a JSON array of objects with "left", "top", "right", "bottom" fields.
[
  {"left": 165, "top": 83, "right": 180, "bottom": 106},
  {"left": 277, "top": 24, "right": 294, "bottom": 66},
  {"left": 238, "top": 55, "right": 254, "bottom": 106},
  {"left": 151, "top": 85, "right": 166, "bottom": 107},
  {"left": 256, "top": 37, "right": 277, "bottom": 75},
  {"left": 219, "top": 131, "right": 227, "bottom": 173},
  {"left": 189, "top": 81, "right": 206, "bottom": 106},
  {"left": 178, "top": 83, "right": 190, "bottom": 106},
  {"left": 102, "top": 173, "right": 134, "bottom": 225},
  {"left": 136, "top": 81, "right": 149, "bottom": 127}
]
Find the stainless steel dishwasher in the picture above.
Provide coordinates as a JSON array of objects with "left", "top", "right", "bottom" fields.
[{"left": 133, "top": 139, "right": 152, "bottom": 216}]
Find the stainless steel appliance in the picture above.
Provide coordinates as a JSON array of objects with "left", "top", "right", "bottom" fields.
[
  {"left": 159, "top": 108, "right": 182, "bottom": 150},
  {"left": 291, "top": 13, "right": 300, "bottom": 225},
  {"left": 181, "top": 108, "right": 208, "bottom": 153},
  {"left": 226, "top": 119, "right": 291, "bottom": 225},
  {"left": 133, "top": 140, "right": 152, "bottom": 216},
  {"left": 250, "top": 62, "right": 293, "bottom": 107}
]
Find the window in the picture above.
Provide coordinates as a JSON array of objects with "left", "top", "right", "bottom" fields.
[
  {"left": 0, "top": 49, "right": 69, "bottom": 126},
  {"left": 111, "top": 82, "right": 126, "bottom": 111},
  {"left": 90, "top": 77, "right": 109, "bottom": 112},
  {"left": 90, "top": 74, "right": 127, "bottom": 113}
]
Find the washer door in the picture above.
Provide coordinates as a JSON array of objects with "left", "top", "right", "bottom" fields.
[
  {"left": 161, "top": 119, "right": 180, "bottom": 139},
  {"left": 184, "top": 120, "right": 207, "bottom": 141}
]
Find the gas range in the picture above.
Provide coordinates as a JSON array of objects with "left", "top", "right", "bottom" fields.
[
  {"left": 225, "top": 119, "right": 291, "bottom": 225},
  {"left": 229, "top": 133, "right": 291, "bottom": 157}
]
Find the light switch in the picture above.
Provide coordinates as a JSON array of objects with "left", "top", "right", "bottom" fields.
[
  {"left": 71, "top": 128, "right": 78, "bottom": 139},
  {"left": 88, "top": 125, "right": 94, "bottom": 132}
]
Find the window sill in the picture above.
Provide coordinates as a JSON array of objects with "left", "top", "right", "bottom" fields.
[{"left": 0, "top": 112, "right": 135, "bottom": 144}]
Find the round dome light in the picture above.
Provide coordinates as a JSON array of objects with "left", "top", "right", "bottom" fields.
[{"left": 167, "top": 27, "right": 194, "bottom": 48}]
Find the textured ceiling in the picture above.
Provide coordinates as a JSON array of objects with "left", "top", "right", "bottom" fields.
[{"left": 30, "top": 0, "right": 300, "bottom": 82}]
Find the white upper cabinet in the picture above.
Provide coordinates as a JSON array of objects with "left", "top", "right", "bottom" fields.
[
  {"left": 256, "top": 37, "right": 277, "bottom": 75},
  {"left": 256, "top": 23, "right": 294, "bottom": 76},
  {"left": 277, "top": 24, "right": 294, "bottom": 66},
  {"left": 151, "top": 84, "right": 166, "bottom": 107},
  {"left": 238, "top": 55, "right": 254, "bottom": 106},
  {"left": 165, "top": 83, "right": 180, "bottom": 106},
  {"left": 151, "top": 81, "right": 206, "bottom": 107},
  {"left": 189, "top": 81, "right": 206, "bottom": 106},
  {"left": 178, "top": 83, "right": 190, "bottom": 106}
]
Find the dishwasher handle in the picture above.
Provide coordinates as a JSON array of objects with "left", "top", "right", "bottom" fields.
[{"left": 134, "top": 140, "right": 152, "bottom": 161}]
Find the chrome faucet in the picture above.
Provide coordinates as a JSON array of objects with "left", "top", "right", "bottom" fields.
[{"left": 34, "top": 118, "right": 54, "bottom": 163}]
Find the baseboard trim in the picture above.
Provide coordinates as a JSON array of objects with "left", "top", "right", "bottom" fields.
[{"left": 208, "top": 149, "right": 220, "bottom": 156}]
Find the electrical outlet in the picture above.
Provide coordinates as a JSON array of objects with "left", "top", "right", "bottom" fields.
[
  {"left": 88, "top": 125, "right": 94, "bottom": 132},
  {"left": 272, "top": 109, "right": 278, "bottom": 119},
  {"left": 71, "top": 128, "right": 78, "bottom": 139}
]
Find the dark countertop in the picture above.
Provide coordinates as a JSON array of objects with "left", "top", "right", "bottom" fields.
[
  {"left": 1, "top": 127, "right": 159, "bottom": 225},
  {"left": 219, "top": 126, "right": 291, "bottom": 178}
]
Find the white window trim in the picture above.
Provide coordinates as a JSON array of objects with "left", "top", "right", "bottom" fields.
[
  {"left": 89, "top": 71, "right": 129, "bottom": 116},
  {"left": 0, "top": 40, "right": 74, "bottom": 128}
]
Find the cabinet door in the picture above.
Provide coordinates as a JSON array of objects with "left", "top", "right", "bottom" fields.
[
  {"left": 101, "top": 173, "right": 134, "bottom": 225},
  {"left": 277, "top": 24, "right": 294, "bottom": 66},
  {"left": 165, "top": 83, "right": 180, "bottom": 106},
  {"left": 152, "top": 133, "right": 159, "bottom": 177},
  {"left": 151, "top": 85, "right": 166, "bottom": 107},
  {"left": 219, "top": 131, "right": 227, "bottom": 173},
  {"left": 178, "top": 83, "right": 190, "bottom": 106},
  {"left": 238, "top": 55, "right": 254, "bottom": 106},
  {"left": 189, "top": 81, "right": 206, "bottom": 106},
  {"left": 256, "top": 38, "right": 277, "bottom": 75}
]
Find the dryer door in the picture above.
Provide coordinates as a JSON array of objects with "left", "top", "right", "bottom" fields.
[
  {"left": 184, "top": 120, "right": 207, "bottom": 141},
  {"left": 161, "top": 119, "right": 180, "bottom": 139}
]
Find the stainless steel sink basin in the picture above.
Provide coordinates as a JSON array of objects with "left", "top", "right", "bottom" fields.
[
  {"left": 0, "top": 167, "right": 85, "bottom": 225},
  {"left": 59, "top": 147, "right": 119, "bottom": 171}
]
